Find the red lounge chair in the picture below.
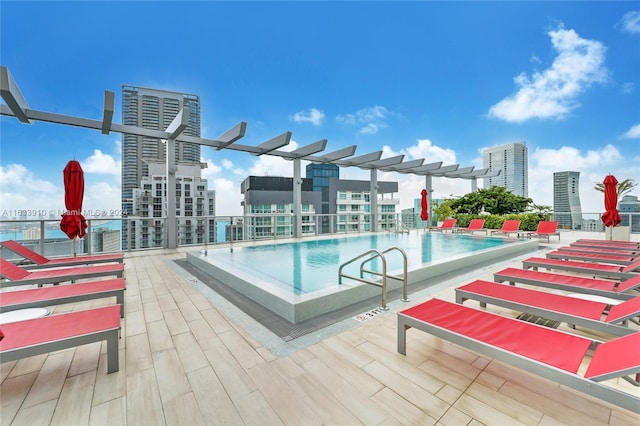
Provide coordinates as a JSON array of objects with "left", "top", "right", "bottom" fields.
[
  {"left": 0, "top": 258, "right": 124, "bottom": 288},
  {"left": 490, "top": 219, "right": 521, "bottom": 237},
  {"left": 521, "top": 256, "right": 640, "bottom": 281},
  {"left": 452, "top": 218, "right": 487, "bottom": 235},
  {"left": 397, "top": 298, "right": 640, "bottom": 413},
  {"left": 0, "top": 305, "right": 121, "bottom": 373},
  {"left": 494, "top": 266, "right": 640, "bottom": 300},
  {"left": 429, "top": 218, "right": 456, "bottom": 233},
  {"left": 455, "top": 279, "right": 640, "bottom": 337},
  {"left": 546, "top": 249, "right": 637, "bottom": 266},
  {"left": 574, "top": 239, "right": 639, "bottom": 248},
  {"left": 1, "top": 240, "right": 123, "bottom": 269},
  {"left": 558, "top": 245, "right": 639, "bottom": 256},
  {"left": 571, "top": 241, "right": 640, "bottom": 251},
  {"left": 0, "top": 278, "right": 126, "bottom": 318},
  {"left": 519, "top": 220, "right": 560, "bottom": 242}
]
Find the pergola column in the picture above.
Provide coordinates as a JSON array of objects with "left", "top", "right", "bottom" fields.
[
  {"left": 164, "top": 109, "right": 189, "bottom": 249},
  {"left": 293, "top": 158, "right": 302, "bottom": 238},
  {"left": 370, "top": 169, "right": 378, "bottom": 232}
]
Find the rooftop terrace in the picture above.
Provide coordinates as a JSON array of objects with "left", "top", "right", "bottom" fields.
[{"left": 1, "top": 230, "right": 639, "bottom": 425}]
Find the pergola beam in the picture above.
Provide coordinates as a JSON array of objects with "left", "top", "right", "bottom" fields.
[
  {"left": 379, "top": 158, "right": 424, "bottom": 172},
  {"left": 213, "top": 121, "right": 247, "bottom": 150},
  {"left": 251, "top": 131, "right": 292, "bottom": 156},
  {"left": 308, "top": 145, "right": 357, "bottom": 163},
  {"left": 357, "top": 155, "right": 405, "bottom": 170},
  {"left": 439, "top": 166, "right": 474, "bottom": 177},
  {"left": 337, "top": 150, "right": 383, "bottom": 166},
  {"left": 101, "top": 91, "right": 115, "bottom": 135},
  {"left": 403, "top": 161, "right": 443, "bottom": 174},
  {"left": 0, "top": 66, "right": 31, "bottom": 124},
  {"left": 286, "top": 139, "right": 328, "bottom": 159}
]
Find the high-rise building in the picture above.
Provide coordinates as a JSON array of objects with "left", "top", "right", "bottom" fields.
[
  {"left": 553, "top": 171, "right": 583, "bottom": 230},
  {"left": 130, "top": 162, "right": 215, "bottom": 249},
  {"left": 121, "top": 85, "right": 202, "bottom": 248},
  {"left": 483, "top": 142, "right": 528, "bottom": 197}
]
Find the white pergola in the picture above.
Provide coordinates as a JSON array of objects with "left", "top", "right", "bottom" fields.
[{"left": 0, "top": 66, "right": 499, "bottom": 248}]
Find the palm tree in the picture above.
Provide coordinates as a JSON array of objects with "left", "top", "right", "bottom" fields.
[{"left": 593, "top": 178, "right": 637, "bottom": 201}]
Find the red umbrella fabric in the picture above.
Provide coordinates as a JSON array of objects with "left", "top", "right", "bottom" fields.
[
  {"left": 59, "top": 160, "right": 87, "bottom": 239},
  {"left": 601, "top": 174, "right": 621, "bottom": 228},
  {"left": 420, "top": 189, "right": 428, "bottom": 221}
]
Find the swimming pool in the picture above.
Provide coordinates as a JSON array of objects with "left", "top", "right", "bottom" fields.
[{"left": 186, "top": 232, "right": 538, "bottom": 323}]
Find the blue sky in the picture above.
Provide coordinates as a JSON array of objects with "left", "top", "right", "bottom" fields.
[{"left": 1, "top": 1, "right": 639, "bottom": 218}]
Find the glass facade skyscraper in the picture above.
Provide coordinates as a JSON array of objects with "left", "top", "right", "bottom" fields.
[
  {"left": 483, "top": 142, "right": 528, "bottom": 197},
  {"left": 553, "top": 171, "right": 583, "bottom": 229}
]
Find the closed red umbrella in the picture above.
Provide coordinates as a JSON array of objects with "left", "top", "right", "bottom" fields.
[
  {"left": 420, "top": 189, "right": 428, "bottom": 221},
  {"left": 601, "top": 174, "right": 621, "bottom": 228},
  {"left": 59, "top": 160, "right": 87, "bottom": 240}
]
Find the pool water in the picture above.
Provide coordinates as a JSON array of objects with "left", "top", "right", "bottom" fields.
[{"left": 209, "top": 232, "right": 518, "bottom": 294}]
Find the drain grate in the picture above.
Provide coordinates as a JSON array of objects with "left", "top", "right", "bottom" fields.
[{"left": 516, "top": 313, "right": 560, "bottom": 329}]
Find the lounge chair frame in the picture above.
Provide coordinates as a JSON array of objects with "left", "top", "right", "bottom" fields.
[
  {"left": 455, "top": 280, "right": 638, "bottom": 337},
  {"left": 0, "top": 305, "right": 121, "bottom": 373},
  {"left": 397, "top": 299, "right": 640, "bottom": 413},
  {"left": 0, "top": 278, "right": 126, "bottom": 318},
  {"left": 0, "top": 258, "right": 124, "bottom": 288}
]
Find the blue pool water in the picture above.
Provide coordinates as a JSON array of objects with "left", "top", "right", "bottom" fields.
[{"left": 211, "top": 232, "right": 519, "bottom": 294}]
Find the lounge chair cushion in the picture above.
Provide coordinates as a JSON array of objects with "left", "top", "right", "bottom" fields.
[
  {"left": 458, "top": 280, "right": 608, "bottom": 320},
  {"left": 0, "top": 305, "right": 120, "bottom": 351},
  {"left": 584, "top": 332, "right": 640, "bottom": 380},
  {"left": 606, "top": 295, "right": 640, "bottom": 323}
]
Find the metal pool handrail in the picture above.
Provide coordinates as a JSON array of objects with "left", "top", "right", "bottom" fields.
[{"left": 338, "top": 246, "right": 409, "bottom": 310}]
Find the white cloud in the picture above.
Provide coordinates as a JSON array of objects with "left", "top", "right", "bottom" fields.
[
  {"left": 83, "top": 149, "right": 121, "bottom": 178},
  {"left": 403, "top": 139, "right": 457, "bottom": 165},
  {"left": 83, "top": 181, "right": 122, "bottom": 213},
  {"left": 488, "top": 26, "right": 607, "bottom": 122},
  {"left": 289, "top": 108, "right": 325, "bottom": 126},
  {"left": 221, "top": 159, "right": 234, "bottom": 169},
  {"left": 620, "top": 10, "right": 640, "bottom": 34},
  {"left": 210, "top": 177, "right": 243, "bottom": 216},
  {"left": 622, "top": 123, "right": 640, "bottom": 139},
  {"left": 621, "top": 82, "right": 635, "bottom": 94},
  {"left": 337, "top": 105, "right": 391, "bottom": 135}
]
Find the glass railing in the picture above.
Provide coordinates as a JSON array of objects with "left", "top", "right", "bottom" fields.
[{"left": 1, "top": 212, "right": 638, "bottom": 258}]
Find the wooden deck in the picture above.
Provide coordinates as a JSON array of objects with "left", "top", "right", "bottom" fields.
[{"left": 1, "top": 233, "right": 639, "bottom": 425}]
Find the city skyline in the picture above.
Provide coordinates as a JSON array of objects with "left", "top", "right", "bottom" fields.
[{"left": 1, "top": 2, "right": 639, "bottom": 218}]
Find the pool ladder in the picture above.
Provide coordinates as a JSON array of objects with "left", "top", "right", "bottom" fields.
[{"left": 338, "top": 246, "right": 409, "bottom": 311}]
